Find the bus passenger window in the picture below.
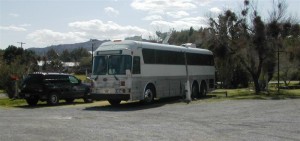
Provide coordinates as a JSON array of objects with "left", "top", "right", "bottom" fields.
[{"left": 133, "top": 56, "right": 141, "bottom": 74}]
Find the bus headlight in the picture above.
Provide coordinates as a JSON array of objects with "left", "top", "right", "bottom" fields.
[{"left": 120, "top": 81, "right": 125, "bottom": 86}]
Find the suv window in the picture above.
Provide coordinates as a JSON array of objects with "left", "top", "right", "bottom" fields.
[
  {"left": 69, "top": 76, "right": 79, "bottom": 84},
  {"left": 44, "top": 75, "right": 69, "bottom": 83},
  {"left": 23, "top": 74, "right": 43, "bottom": 84}
]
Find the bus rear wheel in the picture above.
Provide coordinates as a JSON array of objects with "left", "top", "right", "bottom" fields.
[
  {"left": 191, "top": 83, "right": 199, "bottom": 99},
  {"left": 200, "top": 83, "right": 207, "bottom": 97}
]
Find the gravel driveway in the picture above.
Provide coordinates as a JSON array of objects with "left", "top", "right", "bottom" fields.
[{"left": 0, "top": 99, "right": 299, "bottom": 141}]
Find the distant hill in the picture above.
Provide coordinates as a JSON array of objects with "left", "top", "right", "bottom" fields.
[{"left": 28, "top": 40, "right": 109, "bottom": 55}]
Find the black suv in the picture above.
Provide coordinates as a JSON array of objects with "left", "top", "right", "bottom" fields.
[{"left": 20, "top": 72, "right": 93, "bottom": 106}]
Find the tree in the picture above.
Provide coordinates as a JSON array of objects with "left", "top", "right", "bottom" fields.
[
  {"left": 70, "top": 47, "right": 90, "bottom": 62},
  {"left": 60, "top": 49, "right": 72, "bottom": 62},
  {"left": 205, "top": 9, "right": 249, "bottom": 88},
  {"left": 169, "top": 27, "right": 200, "bottom": 45},
  {"left": 239, "top": 13, "right": 270, "bottom": 92},
  {"left": 3, "top": 45, "right": 24, "bottom": 64},
  {"left": 205, "top": 0, "right": 298, "bottom": 93},
  {"left": 48, "top": 59, "right": 63, "bottom": 72},
  {"left": 1, "top": 46, "right": 38, "bottom": 98},
  {"left": 280, "top": 24, "right": 300, "bottom": 85},
  {"left": 46, "top": 48, "right": 59, "bottom": 61},
  {"left": 78, "top": 57, "right": 92, "bottom": 74}
]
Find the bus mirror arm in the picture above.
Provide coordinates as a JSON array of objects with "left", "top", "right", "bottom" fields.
[{"left": 126, "top": 69, "right": 132, "bottom": 77}]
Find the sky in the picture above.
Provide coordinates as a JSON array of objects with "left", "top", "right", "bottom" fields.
[{"left": 0, "top": 0, "right": 299, "bottom": 49}]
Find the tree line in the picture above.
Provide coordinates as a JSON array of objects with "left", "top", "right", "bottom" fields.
[{"left": 164, "top": 0, "right": 300, "bottom": 93}]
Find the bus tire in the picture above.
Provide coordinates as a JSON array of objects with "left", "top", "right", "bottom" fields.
[
  {"left": 108, "top": 100, "right": 121, "bottom": 106},
  {"left": 191, "top": 82, "right": 199, "bottom": 99},
  {"left": 200, "top": 82, "right": 207, "bottom": 97},
  {"left": 142, "top": 86, "right": 154, "bottom": 104}
]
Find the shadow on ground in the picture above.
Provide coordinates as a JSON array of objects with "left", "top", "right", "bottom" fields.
[
  {"left": 84, "top": 97, "right": 182, "bottom": 112},
  {"left": 15, "top": 101, "right": 91, "bottom": 109},
  {"left": 83, "top": 96, "right": 216, "bottom": 112}
]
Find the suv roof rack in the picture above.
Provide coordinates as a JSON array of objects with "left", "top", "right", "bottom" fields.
[{"left": 32, "top": 72, "right": 68, "bottom": 75}]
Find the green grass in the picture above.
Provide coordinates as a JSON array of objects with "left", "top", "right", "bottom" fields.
[
  {"left": 0, "top": 90, "right": 4, "bottom": 93},
  {"left": 209, "top": 88, "right": 300, "bottom": 100},
  {"left": 1, "top": 87, "right": 300, "bottom": 108},
  {"left": 0, "top": 98, "right": 27, "bottom": 107},
  {"left": 75, "top": 74, "right": 87, "bottom": 80},
  {"left": 0, "top": 98, "right": 88, "bottom": 108},
  {"left": 75, "top": 74, "right": 91, "bottom": 83}
]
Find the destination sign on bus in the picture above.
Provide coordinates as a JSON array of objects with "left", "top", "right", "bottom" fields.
[{"left": 97, "top": 50, "right": 122, "bottom": 55}]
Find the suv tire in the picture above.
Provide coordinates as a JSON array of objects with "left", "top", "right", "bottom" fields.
[
  {"left": 26, "top": 98, "right": 38, "bottom": 106},
  {"left": 47, "top": 93, "right": 59, "bottom": 105},
  {"left": 108, "top": 100, "right": 121, "bottom": 106},
  {"left": 83, "top": 92, "right": 93, "bottom": 103},
  {"left": 83, "top": 97, "right": 93, "bottom": 103}
]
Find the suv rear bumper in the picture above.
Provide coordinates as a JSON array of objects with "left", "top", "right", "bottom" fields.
[
  {"left": 91, "top": 93, "right": 130, "bottom": 101},
  {"left": 19, "top": 92, "right": 48, "bottom": 100}
]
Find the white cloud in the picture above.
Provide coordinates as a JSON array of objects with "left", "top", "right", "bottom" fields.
[
  {"left": 150, "top": 16, "right": 208, "bottom": 31},
  {"left": 0, "top": 25, "right": 27, "bottom": 32},
  {"left": 210, "top": 7, "right": 222, "bottom": 14},
  {"left": 68, "top": 19, "right": 150, "bottom": 39},
  {"left": 104, "top": 7, "right": 119, "bottom": 17},
  {"left": 131, "top": 0, "right": 197, "bottom": 13},
  {"left": 9, "top": 13, "right": 19, "bottom": 17},
  {"left": 26, "top": 19, "right": 152, "bottom": 46},
  {"left": 27, "top": 29, "right": 86, "bottom": 46},
  {"left": 194, "top": 0, "right": 214, "bottom": 6},
  {"left": 20, "top": 24, "right": 31, "bottom": 27},
  {"left": 167, "top": 11, "right": 190, "bottom": 18},
  {"left": 143, "top": 15, "right": 163, "bottom": 21}
]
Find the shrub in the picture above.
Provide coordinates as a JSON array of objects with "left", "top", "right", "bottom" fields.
[{"left": 0, "top": 59, "right": 27, "bottom": 98}]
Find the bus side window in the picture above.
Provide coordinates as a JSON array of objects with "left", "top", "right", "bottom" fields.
[{"left": 133, "top": 56, "right": 141, "bottom": 74}]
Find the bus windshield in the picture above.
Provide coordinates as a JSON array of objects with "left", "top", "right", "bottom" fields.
[{"left": 93, "top": 55, "right": 132, "bottom": 75}]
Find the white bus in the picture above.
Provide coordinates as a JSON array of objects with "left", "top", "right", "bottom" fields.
[{"left": 91, "top": 40, "right": 215, "bottom": 105}]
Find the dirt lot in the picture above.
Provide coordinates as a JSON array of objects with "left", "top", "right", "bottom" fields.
[{"left": 0, "top": 99, "right": 299, "bottom": 141}]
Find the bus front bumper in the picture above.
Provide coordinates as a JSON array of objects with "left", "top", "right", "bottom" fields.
[{"left": 91, "top": 93, "right": 130, "bottom": 101}]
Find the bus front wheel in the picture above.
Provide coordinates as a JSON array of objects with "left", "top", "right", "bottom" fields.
[{"left": 142, "top": 87, "right": 154, "bottom": 104}]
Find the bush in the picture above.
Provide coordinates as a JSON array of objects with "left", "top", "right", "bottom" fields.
[{"left": 0, "top": 59, "right": 27, "bottom": 98}]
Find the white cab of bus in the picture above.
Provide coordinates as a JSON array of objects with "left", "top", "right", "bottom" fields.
[{"left": 90, "top": 40, "right": 215, "bottom": 106}]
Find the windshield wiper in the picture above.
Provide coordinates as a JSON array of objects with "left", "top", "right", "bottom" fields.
[{"left": 113, "top": 74, "right": 119, "bottom": 81}]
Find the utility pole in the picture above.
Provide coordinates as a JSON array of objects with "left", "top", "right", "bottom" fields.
[
  {"left": 184, "top": 51, "right": 191, "bottom": 103},
  {"left": 277, "top": 45, "right": 280, "bottom": 94},
  {"left": 90, "top": 39, "right": 97, "bottom": 67},
  {"left": 277, "top": 40, "right": 284, "bottom": 94},
  {"left": 17, "top": 42, "right": 25, "bottom": 48}
]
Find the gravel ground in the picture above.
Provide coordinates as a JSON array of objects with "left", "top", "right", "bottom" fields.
[{"left": 0, "top": 99, "right": 300, "bottom": 141}]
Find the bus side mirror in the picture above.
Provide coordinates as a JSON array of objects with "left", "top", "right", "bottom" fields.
[{"left": 126, "top": 69, "right": 131, "bottom": 77}]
